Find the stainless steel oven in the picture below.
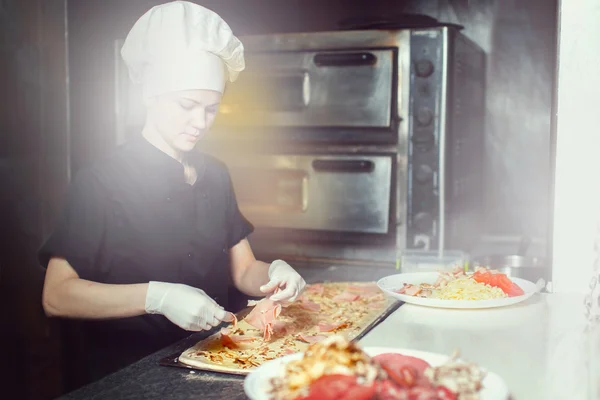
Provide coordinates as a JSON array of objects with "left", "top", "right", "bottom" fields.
[
  {"left": 220, "top": 153, "right": 393, "bottom": 234},
  {"left": 114, "top": 26, "right": 486, "bottom": 265}
]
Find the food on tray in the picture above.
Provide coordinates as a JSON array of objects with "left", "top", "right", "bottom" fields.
[
  {"left": 178, "top": 282, "right": 396, "bottom": 374},
  {"left": 394, "top": 266, "right": 524, "bottom": 300},
  {"left": 267, "top": 336, "right": 486, "bottom": 400}
]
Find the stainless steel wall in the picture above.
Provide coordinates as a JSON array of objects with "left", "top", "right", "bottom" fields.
[{"left": 378, "top": 0, "right": 556, "bottom": 250}]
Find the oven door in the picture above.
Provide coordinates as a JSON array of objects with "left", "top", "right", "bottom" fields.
[
  {"left": 215, "top": 49, "right": 395, "bottom": 129},
  {"left": 223, "top": 154, "right": 393, "bottom": 234}
]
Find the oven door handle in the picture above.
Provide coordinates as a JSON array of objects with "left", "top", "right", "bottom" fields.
[
  {"left": 311, "top": 159, "right": 375, "bottom": 173},
  {"left": 313, "top": 52, "right": 377, "bottom": 67}
]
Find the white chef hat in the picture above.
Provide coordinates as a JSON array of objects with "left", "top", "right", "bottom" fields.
[{"left": 121, "top": 1, "right": 244, "bottom": 99}]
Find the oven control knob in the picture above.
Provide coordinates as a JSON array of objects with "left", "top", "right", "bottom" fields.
[
  {"left": 414, "top": 212, "right": 434, "bottom": 232},
  {"left": 415, "top": 60, "right": 434, "bottom": 77},
  {"left": 415, "top": 164, "right": 433, "bottom": 183},
  {"left": 416, "top": 107, "right": 434, "bottom": 126}
]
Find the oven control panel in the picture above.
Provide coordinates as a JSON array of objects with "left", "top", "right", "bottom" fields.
[{"left": 407, "top": 31, "right": 445, "bottom": 250}]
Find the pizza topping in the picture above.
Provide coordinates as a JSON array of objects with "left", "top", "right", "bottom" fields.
[
  {"left": 332, "top": 291, "right": 360, "bottom": 303},
  {"left": 219, "top": 328, "right": 260, "bottom": 350},
  {"left": 178, "top": 282, "right": 395, "bottom": 373},
  {"left": 346, "top": 283, "right": 381, "bottom": 295},
  {"left": 226, "top": 312, "right": 238, "bottom": 328},
  {"left": 244, "top": 298, "right": 283, "bottom": 341},
  {"left": 305, "top": 283, "right": 325, "bottom": 296},
  {"left": 272, "top": 320, "right": 296, "bottom": 337},
  {"left": 297, "top": 298, "right": 321, "bottom": 312},
  {"left": 368, "top": 301, "right": 385, "bottom": 310},
  {"left": 296, "top": 333, "right": 328, "bottom": 344},
  {"left": 318, "top": 321, "right": 348, "bottom": 332}
]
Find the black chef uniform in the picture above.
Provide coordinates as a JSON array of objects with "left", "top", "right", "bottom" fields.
[{"left": 38, "top": 136, "right": 253, "bottom": 386}]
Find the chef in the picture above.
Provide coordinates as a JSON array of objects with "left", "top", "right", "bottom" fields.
[{"left": 38, "top": 1, "right": 306, "bottom": 385}]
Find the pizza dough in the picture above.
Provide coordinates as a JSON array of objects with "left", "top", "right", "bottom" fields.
[{"left": 178, "top": 281, "right": 395, "bottom": 375}]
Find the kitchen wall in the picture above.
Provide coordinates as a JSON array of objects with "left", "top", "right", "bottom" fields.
[
  {"left": 67, "top": 0, "right": 556, "bottom": 252},
  {"left": 552, "top": 0, "right": 600, "bottom": 294},
  {"left": 0, "top": 0, "right": 68, "bottom": 398}
]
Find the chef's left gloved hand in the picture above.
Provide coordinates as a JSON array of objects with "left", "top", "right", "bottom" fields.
[{"left": 260, "top": 260, "right": 306, "bottom": 302}]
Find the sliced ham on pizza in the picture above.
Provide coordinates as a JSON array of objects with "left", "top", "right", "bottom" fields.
[
  {"left": 297, "top": 297, "right": 321, "bottom": 312},
  {"left": 318, "top": 321, "right": 348, "bottom": 332},
  {"left": 243, "top": 298, "right": 283, "bottom": 341},
  {"left": 332, "top": 291, "right": 360, "bottom": 302},
  {"left": 296, "top": 333, "right": 328, "bottom": 344},
  {"left": 220, "top": 328, "right": 261, "bottom": 350},
  {"left": 305, "top": 283, "right": 325, "bottom": 296}
]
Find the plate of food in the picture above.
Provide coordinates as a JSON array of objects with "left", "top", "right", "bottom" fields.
[
  {"left": 244, "top": 335, "right": 510, "bottom": 400},
  {"left": 377, "top": 266, "right": 539, "bottom": 309}
]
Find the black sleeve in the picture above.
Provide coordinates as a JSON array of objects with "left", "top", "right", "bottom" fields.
[
  {"left": 37, "top": 168, "right": 107, "bottom": 281},
  {"left": 223, "top": 167, "right": 254, "bottom": 248}
]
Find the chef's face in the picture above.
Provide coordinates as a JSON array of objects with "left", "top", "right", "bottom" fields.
[{"left": 146, "top": 89, "right": 222, "bottom": 153}]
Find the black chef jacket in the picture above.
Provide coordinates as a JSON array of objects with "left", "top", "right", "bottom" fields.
[{"left": 38, "top": 136, "right": 253, "bottom": 383}]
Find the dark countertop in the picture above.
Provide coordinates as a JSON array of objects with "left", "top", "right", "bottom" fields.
[{"left": 58, "top": 263, "right": 400, "bottom": 400}]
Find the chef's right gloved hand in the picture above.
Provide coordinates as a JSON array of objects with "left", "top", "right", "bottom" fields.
[{"left": 145, "top": 281, "right": 229, "bottom": 331}]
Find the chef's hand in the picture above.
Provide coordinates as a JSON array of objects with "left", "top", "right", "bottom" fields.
[
  {"left": 145, "top": 282, "right": 231, "bottom": 331},
  {"left": 259, "top": 260, "right": 306, "bottom": 302}
]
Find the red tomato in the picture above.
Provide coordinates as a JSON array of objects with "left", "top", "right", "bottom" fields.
[
  {"left": 473, "top": 271, "right": 524, "bottom": 297},
  {"left": 472, "top": 271, "right": 491, "bottom": 284},
  {"left": 408, "top": 386, "right": 438, "bottom": 400},
  {"left": 383, "top": 364, "right": 417, "bottom": 388},
  {"left": 435, "top": 386, "right": 457, "bottom": 400},
  {"left": 373, "top": 353, "right": 431, "bottom": 374},
  {"left": 374, "top": 380, "right": 408, "bottom": 400},
  {"left": 305, "top": 375, "right": 357, "bottom": 400},
  {"left": 499, "top": 276, "right": 525, "bottom": 296},
  {"left": 373, "top": 353, "right": 431, "bottom": 388},
  {"left": 343, "top": 383, "right": 377, "bottom": 400}
]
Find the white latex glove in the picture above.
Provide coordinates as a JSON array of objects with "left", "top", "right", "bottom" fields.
[
  {"left": 145, "top": 282, "right": 230, "bottom": 331},
  {"left": 259, "top": 260, "right": 306, "bottom": 302}
]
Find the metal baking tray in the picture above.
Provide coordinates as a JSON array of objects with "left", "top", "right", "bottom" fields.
[{"left": 159, "top": 298, "right": 402, "bottom": 374}]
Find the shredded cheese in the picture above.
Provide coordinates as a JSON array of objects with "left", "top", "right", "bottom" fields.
[{"left": 429, "top": 276, "right": 507, "bottom": 300}]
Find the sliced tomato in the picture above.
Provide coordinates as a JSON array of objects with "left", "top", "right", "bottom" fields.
[
  {"left": 435, "top": 386, "right": 457, "bottom": 400},
  {"left": 373, "top": 353, "right": 431, "bottom": 387},
  {"left": 343, "top": 383, "right": 377, "bottom": 400},
  {"left": 381, "top": 364, "right": 417, "bottom": 388},
  {"left": 472, "top": 271, "right": 492, "bottom": 284},
  {"left": 495, "top": 274, "right": 512, "bottom": 292},
  {"left": 407, "top": 386, "right": 438, "bottom": 400},
  {"left": 473, "top": 271, "right": 524, "bottom": 297},
  {"left": 373, "top": 380, "right": 408, "bottom": 400},
  {"left": 495, "top": 274, "right": 524, "bottom": 296},
  {"left": 305, "top": 374, "right": 357, "bottom": 400},
  {"left": 373, "top": 353, "right": 431, "bottom": 374}
]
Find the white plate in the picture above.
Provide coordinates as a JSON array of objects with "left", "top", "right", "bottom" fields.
[
  {"left": 244, "top": 346, "right": 510, "bottom": 400},
  {"left": 377, "top": 272, "right": 538, "bottom": 309}
]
